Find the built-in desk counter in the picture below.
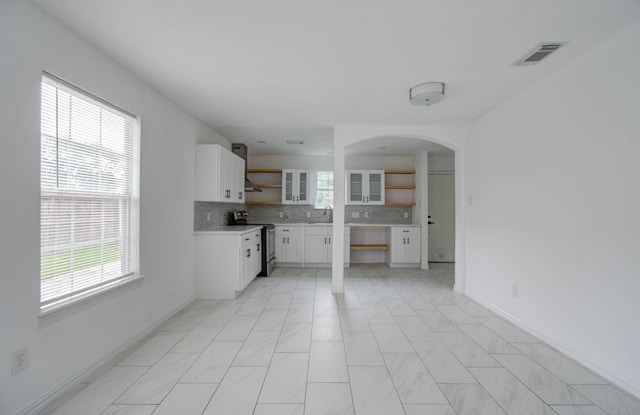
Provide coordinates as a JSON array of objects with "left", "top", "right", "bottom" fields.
[{"left": 347, "top": 224, "right": 421, "bottom": 268}]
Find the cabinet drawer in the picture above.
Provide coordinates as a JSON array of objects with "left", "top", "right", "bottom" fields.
[
  {"left": 304, "top": 226, "right": 330, "bottom": 235},
  {"left": 391, "top": 227, "right": 420, "bottom": 236}
]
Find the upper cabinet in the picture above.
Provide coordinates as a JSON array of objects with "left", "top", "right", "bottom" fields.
[
  {"left": 346, "top": 170, "right": 385, "bottom": 205},
  {"left": 195, "top": 144, "right": 245, "bottom": 202},
  {"left": 282, "top": 169, "right": 311, "bottom": 205}
]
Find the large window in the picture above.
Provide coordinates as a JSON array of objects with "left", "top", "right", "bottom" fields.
[
  {"left": 314, "top": 171, "right": 333, "bottom": 208},
  {"left": 40, "top": 73, "right": 139, "bottom": 311}
]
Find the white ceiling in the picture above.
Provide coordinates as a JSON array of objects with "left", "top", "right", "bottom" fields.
[{"left": 34, "top": 0, "right": 640, "bottom": 156}]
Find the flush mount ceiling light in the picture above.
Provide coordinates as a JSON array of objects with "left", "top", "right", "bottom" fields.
[
  {"left": 286, "top": 140, "right": 304, "bottom": 145},
  {"left": 409, "top": 82, "right": 446, "bottom": 106}
]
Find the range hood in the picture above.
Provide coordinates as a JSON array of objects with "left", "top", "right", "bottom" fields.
[{"left": 231, "top": 143, "right": 262, "bottom": 193}]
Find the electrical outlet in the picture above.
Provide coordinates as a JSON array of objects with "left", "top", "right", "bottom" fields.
[
  {"left": 306, "top": 211, "right": 311, "bottom": 218},
  {"left": 468, "top": 195, "right": 473, "bottom": 205},
  {"left": 279, "top": 211, "right": 284, "bottom": 218},
  {"left": 403, "top": 211, "right": 408, "bottom": 219},
  {"left": 363, "top": 211, "right": 368, "bottom": 218},
  {"left": 206, "top": 212, "right": 211, "bottom": 222},
  {"left": 11, "top": 347, "right": 28, "bottom": 375}
]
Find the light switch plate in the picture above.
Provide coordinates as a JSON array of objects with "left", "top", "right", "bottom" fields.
[
  {"left": 306, "top": 211, "right": 311, "bottom": 218},
  {"left": 279, "top": 211, "right": 284, "bottom": 218},
  {"left": 351, "top": 212, "right": 360, "bottom": 218},
  {"left": 364, "top": 211, "right": 369, "bottom": 218}
]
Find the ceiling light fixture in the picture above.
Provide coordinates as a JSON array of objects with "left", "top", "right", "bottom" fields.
[
  {"left": 409, "top": 82, "right": 446, "bottom": 106},
  {"left": 257, "top": 140, "right": 267, "bottom": 144},
  {"left": 286, "top": 140, "right": 304, "bottom": 145}
]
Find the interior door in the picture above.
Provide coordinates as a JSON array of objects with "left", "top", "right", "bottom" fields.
[{"left": 428, "top": 173, "right": 455, "bottom": 262}]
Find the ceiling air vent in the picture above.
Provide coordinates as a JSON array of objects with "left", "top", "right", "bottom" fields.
[{"left": 513, "top": 42, "right": 568, "bottom": 66}]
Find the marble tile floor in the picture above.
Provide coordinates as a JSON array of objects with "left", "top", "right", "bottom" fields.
[{"left": 40, "top": 263, "right": 640, "bottom": 415}]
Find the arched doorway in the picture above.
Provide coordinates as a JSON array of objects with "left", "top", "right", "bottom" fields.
[{"left": 329, "top": 125, "right": 466, "bottom": 295}]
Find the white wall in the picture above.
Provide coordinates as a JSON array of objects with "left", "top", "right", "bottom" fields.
[
  {"left": 0, "top": 2, "right": 229, "bottom": 414},
  {"left": 465, "top": 22, "right": 640, "bottom": 396},
  {"left": 249, "top": 154, "right": 333, "bottom": 170}
]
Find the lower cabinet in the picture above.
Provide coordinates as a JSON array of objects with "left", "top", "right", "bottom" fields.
[
  {"left": 196, "top": 228, "right": 261, "bottom": 299},
  {"left": 386, "top": 226, "right": 421, "bottom": 268},
  {"left": 304, "top": 225, "right": 350, "bottom": 266},
  {"left": 275, "top": 226, "right": 303, "bottom": 264},
  {"left": 241, "top": 229, "right": 262, "bottom": 290}
]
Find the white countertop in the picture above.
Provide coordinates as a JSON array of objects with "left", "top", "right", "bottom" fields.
[
  {"left": 194, "top": 225, "right": 263, "bottom": 235},
  {"left": 271, "top": 223, "right": 419, "bottom": 227}
]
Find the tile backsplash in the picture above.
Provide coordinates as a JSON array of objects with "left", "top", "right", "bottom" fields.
[
  {"left": 194, "top": 202, "right": 245, "bottom": 230},
  {"left": 195, "top": 203, "right": 412, "bottom": 230},
  {"left": 246, "top": 205, "right": 412, "bottom": 224}
]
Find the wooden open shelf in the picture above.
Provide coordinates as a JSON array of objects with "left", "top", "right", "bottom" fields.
[
  {"left": 384, "top": 170, "right": 416, "bottom": 174},
  {"left": 256, "top": 184, "right": 282, "bottom": 189},
  {"left": 385, "top": 202, "right": 416, "bottom": 206},
  {"left": 385, "top": 185, "right": 416, "bottom": 189},
  {"left": 350, "top": 244, "right": 389, "bottom": 251},
  {"left": 247, "top": 168, "right": 283, "bottom": 173},
  {"left": 245, "top": 201, "right": 282, "bottom": 205}
]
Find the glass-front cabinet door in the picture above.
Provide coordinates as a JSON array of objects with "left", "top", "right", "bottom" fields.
[
  {"left": 298, "top": 171, "right": 308, "bottom": 203},
  {"left": 283, "top": 170, "right": 295, "bottom": 203},
  {"left": 348, "top": 172, "right": 363, "bottom": 204},
  {"left": 367, "top": 171, "right": 384, "bottom": 205},
  {"left": 282, "top": 169, "right": 310, "bottom": 204},
  {"left": 347, "top": 170, "right": 384, "bottom": 205}
]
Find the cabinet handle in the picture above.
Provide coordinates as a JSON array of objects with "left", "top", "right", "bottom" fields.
[
  {"left": 328, "top": 237, "right": 331, "bottom": 244},
  {"left": 324, "top": 237, "right": 327, "bottom": 244},
  {"left": 403, "top": 230, "right": 410, "bottom": 233},
  {"left": 403, "top": 238, "right": 406, "bottom": 244},
  {"left": 287, "top": 237, "right": 290, "bottom": 243},
  {"left": 283, "top": 237, "right": 286, "bottom": 244},
  {"left": 256, "top": 244, "right": 260, "bottom": 251},
  {"left": 246, "top": 249, "right": 251, "bottom": 258},
  {"left": 245, "top": 237, "right": 250, "bottom": 241},
  {"left": 367, "top": 196, "right": 369, "bottom": 203},
  {"left": 362, "top": 196, "right": 365, "bottom": 202},
  {"left": 407, "top": 238, "right": 410, "bottom": 244},
  {"left": 238, "top": 191, "right": 242, "bottom": 199}
]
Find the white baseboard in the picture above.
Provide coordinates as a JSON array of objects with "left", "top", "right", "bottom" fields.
[
  {"left": 17, "top": 298, "right": 195, "bottom": 415},
  {"left": 466, "top": 292, "right": 640, "bottom": 400}
]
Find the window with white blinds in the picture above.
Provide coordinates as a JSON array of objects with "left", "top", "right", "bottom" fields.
[{"left": 40, "top": 73, "right": 140, "bottom": 309}]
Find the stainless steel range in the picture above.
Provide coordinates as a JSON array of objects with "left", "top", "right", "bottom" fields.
[{"left": 229, "top": 211, "right": 275, "bottom": 276}]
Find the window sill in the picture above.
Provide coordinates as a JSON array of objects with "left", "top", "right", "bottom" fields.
[{"left": 39, "top": 274, "right": 144, "bottom": 318}]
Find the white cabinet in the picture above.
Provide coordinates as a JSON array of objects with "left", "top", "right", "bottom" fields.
[
  {"left": 196, "top": 227, "right": 262, "bottom": 299},
  {"left": 387, "top": 226, "right": 421, "bottom": 268},
  {"left": 304, "top": 225, "right": 350, "bottom": 266},
  {"left": 346, "top": 170, "right": 385, "bottom": 205},
  {"left": 304, "top": 227, "right": 329, "bottom": 264},
  {"left": 241, "top": 229, "right": 262, "bottom": 289},
  {"left": 275, "top": 225, "right": 303, "bottom": 263},
  {"left": 282, "top": 169, "right": 311, "bottom": 204},
  {"left": 195, "top": 144, "right": 245, "bottom": 202}
]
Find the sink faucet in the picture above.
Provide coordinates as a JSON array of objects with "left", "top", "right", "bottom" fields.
[{"left": 324, "top": 206, "right": 333, "bottom": 223}]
